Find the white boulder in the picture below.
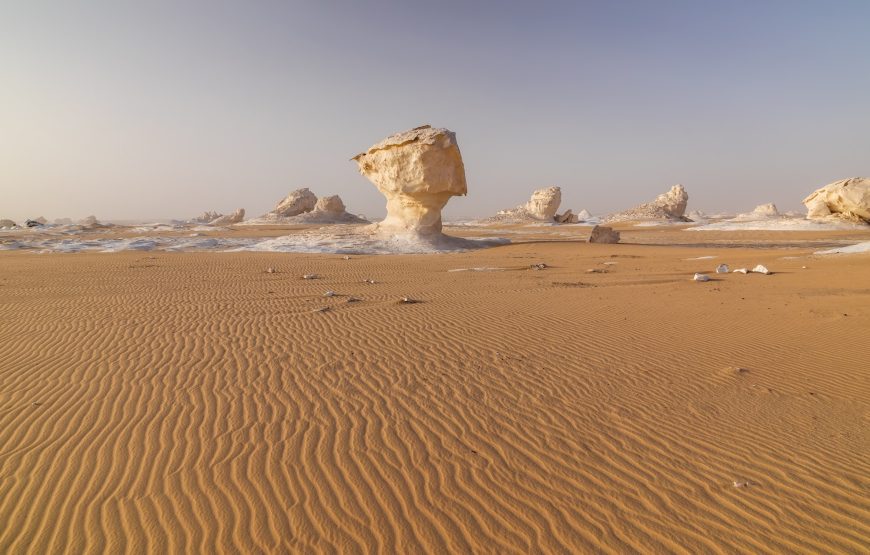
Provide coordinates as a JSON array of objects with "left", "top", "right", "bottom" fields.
[{"left": 803, "top": 177, "right": 870, "bottom": 224}]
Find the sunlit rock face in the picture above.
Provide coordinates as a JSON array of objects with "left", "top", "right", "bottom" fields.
[
  {"left": 803, "top": 177, "right": 870, "bottom": 224},
  {"left": 208, "top": 208, "right": 245, "bottom": 225},
  {"left": 352, "top": 125, "right": 467, "bottom": 235},
  {"left": 605, "top": 184, "right": 689, "bottom": 223},
  {"left": 588, "top": 225, "right": 620, "bottom": 244}
]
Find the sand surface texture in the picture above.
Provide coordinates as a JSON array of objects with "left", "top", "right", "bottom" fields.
[{"left": 1, "top": 227, "right": 869, "bottom": 553}]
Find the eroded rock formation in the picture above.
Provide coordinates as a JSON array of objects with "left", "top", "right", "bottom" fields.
[
  {"left": 492, "top": 187, "right": 563, "bottom": 222},
  {"left": 803, "top": 177, "right": 870, "bottom": 224},
  {"left": 605, "top": 184, "right": 689, "bottom": 223},
  {"left": 291, "top": 194, "right": 368, "bottom": 224},
  {"left": 588, "top": 225, "right": 620, "bottom": 244},
  {"left": 0, "top": 219, "right": 17, "bottom": 228},
  {"left": 352, "top": 125, "right": 467, "bottom": 235},
  {"left": 208, "top": 208, "right": 245, "bottom": 226}
]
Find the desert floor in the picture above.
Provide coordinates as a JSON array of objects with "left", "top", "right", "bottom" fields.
[{"left": 1, "top": 225, "right": 868, "bottom": 553}]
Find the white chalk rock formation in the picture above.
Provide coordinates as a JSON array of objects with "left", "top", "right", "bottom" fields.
[
  {"left": 0, "top": 219, "right": 17, "bottom": 228},
  {"left": 208, "top": 208, "right": 245, "bottom": 226},
  {"left": 79, "top": 215, "right": 99, "bottom": 226},
  {"left": 576, "top": 209, "right": 593, "bottom": 222},
  {"left": 352, "top": 125, "right": 467, "bottom": 235},
  {"left": 191, "top": 210, "right": 222, "bottom": 224},
  {"left": 53, "top": 218, "right": 73, "bottom": 225},
  {"left": 492, "top": 187, "right": 562, "bottom": 222},
  {"left": 605, "top": 184, "right": 689, "bottom": 223},
  {"left": 273, "top": 188, "right": 318, "bottom": 218},
  {"left": 803, "top": 177, "right": 870, "bottom": 224},
  {"left": 291, "top": 194, "right": 368, "bottom": 224},
  {"left": 751, "top": 203, "right": 779, "bottom": 217},
  {"left": 588, "top": 225, "right": 620, "bottom": 244}
]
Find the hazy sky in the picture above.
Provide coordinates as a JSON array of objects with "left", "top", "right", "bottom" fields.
[{"left": 2, "top": 1, "right": 868, "bottom": 221}]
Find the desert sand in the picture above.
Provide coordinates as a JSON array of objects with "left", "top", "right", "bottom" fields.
[{"left": 1, "top": 224, "right": 869, "bottom": 553}]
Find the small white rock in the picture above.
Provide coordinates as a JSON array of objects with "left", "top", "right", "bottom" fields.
[
  {"left": 693, "top": 273, "right": 711, "bottom": 282},
  {"left": 733, "top": 268, "right": 748, "bottom": 274},
  {"left": 303, "top": 273, "right": 319, "bottom": 280},
  {"left": 716, "top": 264, "right": 729, "bottom": 274},
  {"left": 324, "top": 291, "right": 336, "bottom": 297},
  {"left": 752, "top": 265, "right": 771, "bottom": 275}
]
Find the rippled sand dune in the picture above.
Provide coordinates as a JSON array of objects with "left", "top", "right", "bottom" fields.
[{"left": 1, "top": 229, "right": 868, "bottom": 553}]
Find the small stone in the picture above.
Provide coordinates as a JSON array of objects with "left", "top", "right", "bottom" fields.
[
  {"left": 399, "top": 297, "right": 422, "bottom": 304},
  {"left": 303, "top": 274, "right": 319, "bottom": 280},
  {"left": 530, "top": 263, "right": 548, "bottom": 270},
  {"left": 716, "top": 264, "right": 729, "bottom": 273},
  {"left": 266, "top": 267, "right": 276, "bottom": 273},
  {"left": 752, "top": 265, "right": 771, "bottom": 275},
  {"left": 733, "top": 268, "right": 749, "bottom": 274},
  {"left": 693, "top": 273, "right": 711, "bottom": 282},
  {"left": 324, "top": 291, "right": 336, "bottom": 297},
  {"left": 313, "top": 306, "right": 330, "bottom": 313}
]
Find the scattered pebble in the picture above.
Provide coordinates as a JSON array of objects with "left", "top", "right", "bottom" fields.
[
  {"left": 733, "top": 268, "right": 749, "bottom": 274},
  {"left": 324, "top": 291, "right": 336, "bottom": 297},
  {"left": 715, "top": 264, "right": 729, "bottom": 274},
  {"left": 266, "top": 267, "right": 276, "bottom": 273},
  {"left": 362, "top": 279, "right": 376, "bottom": 284},
  {"left": 801, "top": 266, "right": 808, "bottom": 269},
  {"left": 602, "top": 261, "right": 618, "bottom": 266},
  {"left": 586, "top": 268, "right": 607, "bottom": 273},
  {"left": 342, "top": 256, "right": 351, "bottom": 260},
  {"left": 752, "top": 265, "right": 771, "bottom": 275},
  {"left": 313, "top": 306, "right": 330, "bottom": 313},
  {"left": 303, "top": 274, "right": 319, "bottom": 280},
  {"left": 530, "top": 263, "right": 548, "bottom": 270},
  {"left": 733, "top": 480, "right": 752, "bottom": 488},
  {"left": 693, "top": 273, "right": 711, "bottom": 282},
  {"left": 399, "top": 297, "right": 422, "bottom": 304},
  {"left": 346, "top": 297, "right": 361, "bottom": 303}
]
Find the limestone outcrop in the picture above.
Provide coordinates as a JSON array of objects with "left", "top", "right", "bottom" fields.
[
  {"left": 291, "top": 194, "right": 368, "bottom": 224},
  {"left": 352, "top": 125, "right": 467, "bottom": 235},
  {"left": 79, "top": 215, "right": 99, "bottom": 226},
  {"left": 588, "top": 225, "right": 620, "bottom": 244},
  {"left": 604, "top": 184, "right": 689, "bottom": 223},
  {"left": 208, "top": 208, "right": 245, "bottom": 226},
  {"left": 491, "top": 187, "right": 563, "bottom": 223},
  {"left": 750, "top": 203, "right": 779, "bottom": 217},
  {"left": 555, "top": 209, "right": 577, "bottom": 224},
  {"left": 0, "top": 219, "right": 17, "bottom": 228},
  {"left": 803, "top": 177, "right": 870, "bottom": 224}
]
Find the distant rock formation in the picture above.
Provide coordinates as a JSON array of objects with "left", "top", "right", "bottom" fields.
[
  {"left": 555, "top": 209, "right": 577, "bottom": 224},
  {"left": 352, "top": 125, "right": 467, "bottom": 235},
  {"left": 604, "top": 184, "right": 689, "bottom": 223},
  {"left": 588, "top": 225, "right": 620, "bottom": 243},
  {"left": 803, "top": 177, "right": 870, "bottom": 224},
  {"left": 0, "top": 219, "right": 17, "bottom": 228},
  {"left": 254, "top": 188, "right": 319, "bottom": 222},
  {"left": 289, "top": 195, "right": 368, "bottom": 224},
  {"left": 576, "top": 209, "right": 593, "bottom": 221},
  {"left": 496, "top": 187, "right": 562, "bottom": 222},
  {"left": 53, "top": 218, "right": 73, "bottom": 225},
  {"left": 750, "top": 203, "right": 779, "bottom": 217},
  {"left": 207, "top": 208, "right": 245, "bottom": 226},
  {"left": 79, "top": 215, "right": 100, "bottom": 226}
]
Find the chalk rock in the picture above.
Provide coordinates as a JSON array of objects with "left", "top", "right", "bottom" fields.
[
  {"left": 79, "top": 215, "right": 99, "bottom": 226},
  {"left": 493, "top": 187, "right": 562, "bottom": 222},
  {"left": 25, "top": 219, "right": 43, "bottom": 227},
  {"left": 352, "top": 125, "right": 467, "bottom": 235},
  {"left": 693, "top": 273, "right": 710, "bottom": 282},
  {"left": 588, "top": 225, "right": 621, "bottom": 244},
  {"left": 716, "top": 264, "right": 730, "bottom": 273},
  {"left": 191, "top": 210, "right": 222, "bottom": 224},
  {"left": 53, "top": 218, "right": 73, "bottom": 225},
  {"left": 751, "top": 203, "right": 779, "bottom": 217},
  {"left": 274, "top": 188, "right": 318, "bottom": 217},
  {"left": 605, "top": 184, "right": 689, "bottom": 222},
  {"left": 555, "top": 209, "right": 578, "bottom": 224},
  {"left": 803, "top": 177, "right": 870, "bottom": 224},
  {"left": 314, "top": 195, "right": 345, "bottom": 214},
  {"left": 752, "top": 265, "right": 771, "bottom": 275},
  {"left": 208, "top": 208, "right": 245, "bottom": 226},
  {"left": 0, "top": 219, "right": 17, "bottom": 228},
  {"left": 576, "top": 209, "right": 593, "bottom": 221},
  {"left": 291, "top": 194, "right": 368, "bottom": 224}
]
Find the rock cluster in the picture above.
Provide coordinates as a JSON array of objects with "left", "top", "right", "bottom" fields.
[
  {"left": 255, "top": 189, "right": 366, "bottom": 224},
  {"left": 208, "top": 208, "right": 245, "bottom": 226},
  {"left": 352, "top": 125, "right": 466, "bottom": 235},
  {"left": 604, "top": 184, "right": 689, "bottom": 223},
  {"left": 588, "top": 225, "right": 620, "bottom": 244},
  {"left": 803, "top": 177, "right": 870, "bottom": 224}
]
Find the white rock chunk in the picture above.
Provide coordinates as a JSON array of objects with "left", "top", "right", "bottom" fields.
[
  {"left": 491, "top": 187, "right": 562, "bottom": 222},
  {"left": 693, "top": 273, "right": 711, "bottom": 282},
  {"left": 208, "top": 208, "right": 245, "bottom": 226},
  {"left": 803, "top": 177, "right": 870, "bottom": 224},
  {"left": 716, "top": 264, "right": 730, "bottom": 273},
  {"left": 752, "top": 265, "right": 771, "bottom": 275},
  {"left": 352, "top": 125, "right": 467, "bottom": 235}
]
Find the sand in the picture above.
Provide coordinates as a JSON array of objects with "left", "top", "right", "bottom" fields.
[{"left": 1, "top": 225, "right": 869, "bottom": 553}]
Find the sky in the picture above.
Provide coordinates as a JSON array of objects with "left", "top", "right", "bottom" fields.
[{"left": 1, "top": 0, "right": 869, "bottom": 222}]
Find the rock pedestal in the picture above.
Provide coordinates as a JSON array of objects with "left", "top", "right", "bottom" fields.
[{"left": 352, "top": 125, "right": 467, "bottom": 235}]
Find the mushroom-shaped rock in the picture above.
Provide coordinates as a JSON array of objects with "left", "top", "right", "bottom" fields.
[
  {"left": 208, "top": 208, "right": 245, "bottom": 226},
  {"left": 352, "top": 125, "right": 467, "bottom": 235},
  {"left": 803, "top": 177, "right": 870, "bottom": 224},
  {"left": 588, "top": 225, "right": 620, "bottom": 244},
  {"left": 605, "top": 184, "right": 689, "bottom": 222}
]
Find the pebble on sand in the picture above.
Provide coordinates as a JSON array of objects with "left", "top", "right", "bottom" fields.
[{"left": 693, "top": 273, "right": 711, "bottom": 282}]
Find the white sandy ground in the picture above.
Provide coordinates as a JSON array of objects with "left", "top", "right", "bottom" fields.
[
  {"left": 815, "top": 241, "right": 870, "bottom": 255},
  {"left": 686, "top": 217, "right": 865, "bottom": 232}
]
